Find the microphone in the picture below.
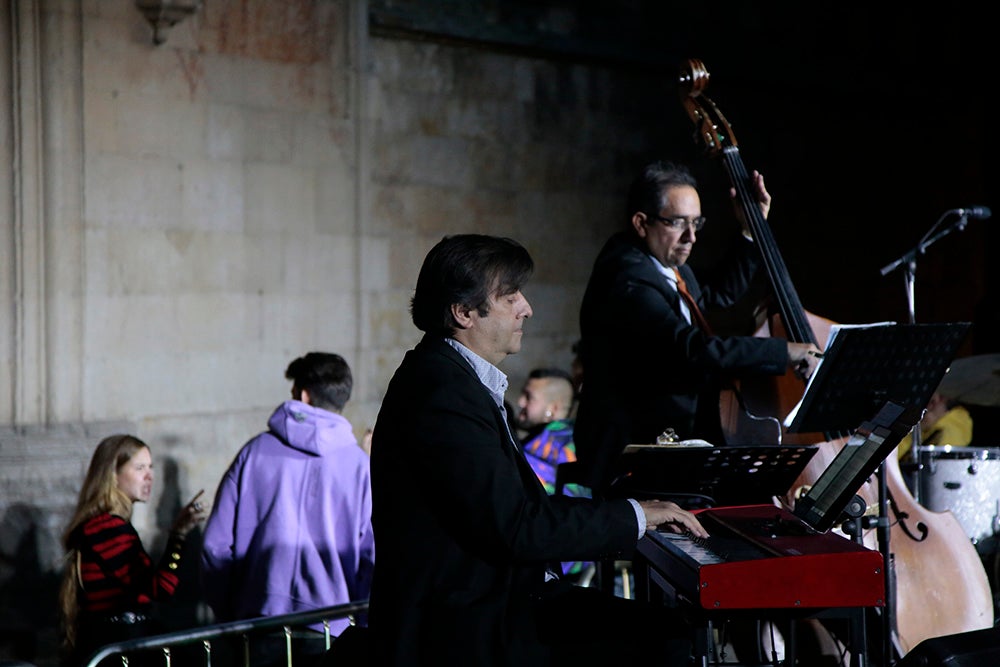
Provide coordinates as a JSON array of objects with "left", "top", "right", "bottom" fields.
[{"left": 955, "top": 206, "right": 991, "bottom": 219}]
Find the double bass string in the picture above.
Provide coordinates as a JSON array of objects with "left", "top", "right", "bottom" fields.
[
  {"left": 722, "top": 139, "right": 853, "bottom": 442},
  {"left": 721, "top": 147, "right": 814, "bottom": 347}
]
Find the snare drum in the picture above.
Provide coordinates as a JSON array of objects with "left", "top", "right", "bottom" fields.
[{"left": 918, "top": 446, "right": 1000, "bottom": 549}]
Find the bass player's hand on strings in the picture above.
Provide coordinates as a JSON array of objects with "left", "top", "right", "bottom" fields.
[
  {"left": 729, "top": 169, "right": 771, "bottom": 239},
  {"left": 788, "top": 342, "right": 823, "bottom": 380}
]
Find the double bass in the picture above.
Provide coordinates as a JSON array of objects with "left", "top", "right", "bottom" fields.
[{"left": 677, "top": 58, "right": 993, "bottom": 660}]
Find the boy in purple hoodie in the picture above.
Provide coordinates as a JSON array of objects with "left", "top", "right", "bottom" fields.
[{"left": 200, "top": 352, "right": 373, "bottom": 665}]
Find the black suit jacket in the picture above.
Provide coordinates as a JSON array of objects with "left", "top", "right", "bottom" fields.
[
  {"left": 368, "top": 336, "right": 638, "bottom": 666},
  {"left": 575, "top": 231, "right": 789, "bottom": 490}
]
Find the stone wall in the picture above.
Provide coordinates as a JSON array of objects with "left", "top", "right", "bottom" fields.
[{"left": 0, "top": 2, "right": 674, "bottom": 662}]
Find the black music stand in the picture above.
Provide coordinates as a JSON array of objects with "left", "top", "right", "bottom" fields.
[
  {"left": 607, "top": 444, "right": 818, "bottom": 508},
  {"left": 784, "top": 322, "right": 970, "bottom": 437},
  {"left": 784, "top": 321, "right": 970, "bottom": 667}
]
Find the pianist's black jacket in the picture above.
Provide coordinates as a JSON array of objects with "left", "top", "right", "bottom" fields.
[{"left": 368, "top": 335, "right": 638, "bottom": 666}]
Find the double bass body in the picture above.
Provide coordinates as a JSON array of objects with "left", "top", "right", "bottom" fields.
[{"left": 878, "top": 445, "right": 993, "bottom": 654}]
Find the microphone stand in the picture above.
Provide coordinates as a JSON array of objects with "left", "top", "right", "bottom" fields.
[
  {"left": 879, "top": 209, "right": 972, "bottom": 488},
  {"left": 879, "top": 209, "right": 972, "bottom": 302},
  {"left": 876, "top": 209, "right": 971, "bottom": 665}
]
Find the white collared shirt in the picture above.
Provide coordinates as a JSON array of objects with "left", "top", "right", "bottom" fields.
[
  {"left": 444, "top": 337, "right": 646, "bottom": 540},
  {"left": 444, "top": 337, "right": 518, "bottom": 449}
]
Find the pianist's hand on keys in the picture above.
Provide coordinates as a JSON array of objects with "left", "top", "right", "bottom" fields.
[{"left": 637, "top": 499, "right": 709, "bottom": 539}]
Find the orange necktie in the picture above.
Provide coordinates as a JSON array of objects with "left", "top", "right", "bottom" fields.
[{"left": 673, "top": 267, "right": 713, "bottom": 334}]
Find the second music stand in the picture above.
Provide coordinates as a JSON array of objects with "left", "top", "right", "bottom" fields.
[{"left": 784, "top": 321, "right": 970, "bottom": 666}]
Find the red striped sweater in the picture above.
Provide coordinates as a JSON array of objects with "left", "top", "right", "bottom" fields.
[{"left": 73, "top": 512, "right": 184, "bottom": 614}]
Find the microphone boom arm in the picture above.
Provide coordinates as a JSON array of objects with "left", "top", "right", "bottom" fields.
[{"left": 879, "top": 210, "right": 972, "bottom": 278}]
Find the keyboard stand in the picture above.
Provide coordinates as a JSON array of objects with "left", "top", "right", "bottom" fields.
[{"left": 633, "top": 523, "right": 878, "bottom": 667}]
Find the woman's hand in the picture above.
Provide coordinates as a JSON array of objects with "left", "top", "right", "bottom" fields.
[{"left": 171, "top": 489, "right": 207, "bottom": 537}]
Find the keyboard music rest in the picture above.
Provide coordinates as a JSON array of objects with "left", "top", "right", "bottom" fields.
[{"left": 637, "top": 504, "right": 885, "bottom": 611}]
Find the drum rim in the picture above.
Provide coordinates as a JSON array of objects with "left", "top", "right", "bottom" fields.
[{"left": 916, "top": 445, "right": 1000, "bottom": 459}]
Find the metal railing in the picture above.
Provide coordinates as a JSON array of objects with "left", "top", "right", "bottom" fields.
[{"left": 83, "top": 600, "right": 368, "bottom": 667}]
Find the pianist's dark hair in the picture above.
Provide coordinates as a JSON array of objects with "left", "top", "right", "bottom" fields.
[{"left": 410, "top": 234, "right": 534, "bottom": 337}]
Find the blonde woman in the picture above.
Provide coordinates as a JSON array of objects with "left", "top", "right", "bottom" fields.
[{"left": 58, "top": 434, "right": 204, "bottom": 666}]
